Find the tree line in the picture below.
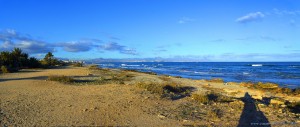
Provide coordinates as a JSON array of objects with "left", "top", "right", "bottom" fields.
[{"left": 0, "top": 48, "right": 62, "bottom": 73}]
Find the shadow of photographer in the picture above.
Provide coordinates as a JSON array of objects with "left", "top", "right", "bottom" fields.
[{"left": 237, "top": 92, "right": 270, "bottom": 127}]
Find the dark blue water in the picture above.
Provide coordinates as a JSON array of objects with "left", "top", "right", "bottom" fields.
[{"left": 97, "top": 62, "right": 300, "bottom": 88}]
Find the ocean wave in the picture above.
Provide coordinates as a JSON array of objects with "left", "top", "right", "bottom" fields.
[
  {"left": 179, "top": 70, "right": 192, "bottom": 73},
  {"left": 194, "top": 71, "right": 209, "bottom": 75},
  {"left": 290, "top": 66, "right": 300, "bottom": 68},
  {"left": 121, "top": 64, "right": 140, "bottom": 67},
  {"left": 100, "top": 64, "right": 115, "bottom": 67},
  {"left": 243, "top": 72, "right": 250, "bottom": 75},
  {"left": 252, "top": 64, "right": 263, "bottom": 67}
]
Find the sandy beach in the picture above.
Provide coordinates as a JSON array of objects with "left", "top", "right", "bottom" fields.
[{"left": 1, "top": 66, "right": 300, "bottom": 126}]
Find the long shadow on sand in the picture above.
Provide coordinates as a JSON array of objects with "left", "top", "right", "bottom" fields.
[
  {"left": 0, "top": 76, "right": 48, "bottom": 82},
  {"left": 237, "top": 92, "right": 270, "bottom": 127}
]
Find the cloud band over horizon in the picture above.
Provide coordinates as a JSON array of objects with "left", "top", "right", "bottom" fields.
[{"left": 0, "top": 29, "right": 138, "bottom": 56}]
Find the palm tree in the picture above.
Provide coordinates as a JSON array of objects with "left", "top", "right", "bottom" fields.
[
  {"left": 44, "top": 52, "right": 54, "bottom": 66},
  {"left": 11, "top": 48, "right": 23, "bottom": 69},
  {"left": 11, "top": 48, "right": 30, "bottom": 69},
  {"left": 0, "top": 51, "right": 12, "bottom": 67}
]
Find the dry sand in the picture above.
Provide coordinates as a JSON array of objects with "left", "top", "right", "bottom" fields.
[{"left": 1, "top": 67, "right": 299, "bottom": 126}]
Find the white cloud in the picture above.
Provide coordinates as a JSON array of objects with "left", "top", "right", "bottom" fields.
[
  {"left": 273, "top": 8, "right": 300, "bottom": 16},
  {"left": 236, "top": 35, "right": 280, "bottom": 42},
  {"left": 18, "top": 41, "right": 55, "bottom": 53},
  {"left": 57, "top": 41, "right": 95, "bottom": 52},
  {"left": 0, "top": 29, "right": 55, "bottom": 53},
  {"left": 178, "top": 17, "right": 195, "bottom": 24},
  {"left": 210, "top": 39, "right": 226, "bottom": 42},
  {"left": 236, "top": 12, "right": 265, "bottom": 23},
  {"left": 98, "top": 42, "right": 138, "bottom": 55},
  {"left": 0, "top": 29, "right": 139, "bottom": 55}
]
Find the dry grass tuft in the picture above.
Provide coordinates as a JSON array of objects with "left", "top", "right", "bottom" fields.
[
  {"left": 136, "top": 81, "right": 164, "bottom": 94},
  {"left": 207, "top": 78, "right": 224, "bottom": 83},
  {"left": 239, "top": 81, "right": 300, "bottom": 95},
  {"left": 158, "top": 75, "right": 171, "bottom": 81},
  {"left": 1, "top": 66, "right": 10, "bottom": 73},
  {"left": 88, "top": 65, "right": 100, "bottom": 70},
  {"left": 287, "top": 101, "right": 300, "bottom": 113},
  {"left": 96, "top": 71, "right": 134, "bottom": 85},
  {"left": 191, "top": 93, "right": 209, "bottom": 104},
  {"left": 256, "top": 82, "right": 279, "bottom": 89},
  {"left": 207, "top": 109, "right": 223, "bottom": 121},
  {"left": 239, "top": 82, "right": 255, "bottom": 87},
  {"left": 136, "top": 81, "right": 194, "bottom": 100},
  {"left": 48, "top": 75, "right": 74, "bottom": 83},
  {"left": 191, "top": 92, "right": 234, "bottom": 104}
]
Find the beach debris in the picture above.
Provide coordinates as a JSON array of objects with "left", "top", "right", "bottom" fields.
[
  {"left": 280, "top": 104, "right": 287, "bottom": 108},
  {"left": 278, "top": 109, "right": 283, "bottom": 113},
  {"left": 182, "top": 119, "right": 190, "bottom": 122},
  {"left": 157, "top": 114, "right": 166, "bottom": 119}
]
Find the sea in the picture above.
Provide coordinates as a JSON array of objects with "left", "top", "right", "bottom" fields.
[{"left": 96, "top": 62, "right": 300, "bottom": 88}]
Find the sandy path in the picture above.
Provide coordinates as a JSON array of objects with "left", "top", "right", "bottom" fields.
[{"left": 0, "top": 67, "right": 180, "bottom": 126}]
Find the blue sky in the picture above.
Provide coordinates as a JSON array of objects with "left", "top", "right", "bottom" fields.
[{"left": 0, "top": 0, "right": 299, "bottom": 61}]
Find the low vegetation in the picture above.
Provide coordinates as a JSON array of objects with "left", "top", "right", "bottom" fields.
[
  {"left": 240, "top": 81, "right": 300, "bottom": 95},
  {"left": 257, "top": 82, "right": 279, "bottom": 88},
  {"left": 136, "top": 81, "right": 193, "bottom": 100},
  {"left": 123, "top": 69, "right": 157, "bottom": 75},
  {"left": 207, "top": 108, "right": 223, "bottom": 121},
  {"left": 191, "top": 92, "right": 234, "bottom": 104},
  {"left": 158, "top": 75, "right": 172, "bottom": 81},
  {"left": 71, "top": 62, "right": 84, "bottom": 67},
  {"left": 1, "top": 65, "right": 10, "bottom": 73},
  {"left": 47, "top": 75, "right": 74, "bottom": 83},
  {"left": 207, "top": 78, "right": 224, "bottom": 83},
  {"left": 191, "top": 93, "right": 209, "bottom": 104},
  {"left": 88, "top": 65, "right": 100, "bottom": 70},
  {"left": 286, "top": 101, "right": 300, "bottom": 113}
]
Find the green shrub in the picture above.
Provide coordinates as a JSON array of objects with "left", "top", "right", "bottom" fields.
[
  {"left": 1, "top": 66, "right": 10, "bottom": 73},
  {"left": 47, "top": 75, "right": 74, "bottom": 83}
]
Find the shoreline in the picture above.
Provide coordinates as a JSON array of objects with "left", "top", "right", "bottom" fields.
[
  {"left": 97, "top": 67, "right": 300, "bottom": 90},
  {"left": 89, "top": 62, "right": 300, "bottom": 89},
  {"left": 1, "top": 66, "right": 300, "bottom": 126}
]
